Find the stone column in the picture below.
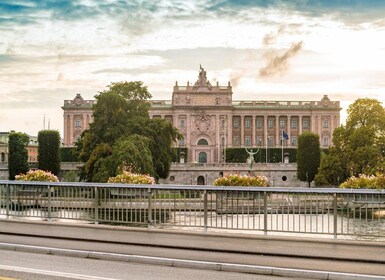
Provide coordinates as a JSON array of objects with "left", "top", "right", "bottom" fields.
[
  {"left": 216, "top": 114, "right": 220, "bottom": 162},
  {"left": 299, "top": 115, "right": 303, "bottom": 135},
  {"left": 69, "top": 115, "right": 74, "bottom": 145},
  {"left": 240, "top": 115, "right": 244, "bottom": 146},
  {"left": 252, "top": 115, "right": 256, "bottom": 146},
  {"left": 186, "top": 114, "right": 191, "bottom": 162},
  {"left": 264, "top": 115, "right": 268, "bottom": 147},
  {"left": 275, "top": 116, "right": 279, "bottom": 147}
]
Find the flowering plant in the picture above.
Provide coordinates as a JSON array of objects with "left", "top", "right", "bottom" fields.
[
  {"left": 15, "top": 169, "right": 59, "bottom": 182},
  {"left": 339, "top": 173, "right": 385, "bottom": 189},
  {"left": 108, "top": 171, "right": 155, "bottom": 185},
  {"left": 213, "top": 173, "right": 270, "bottom": 187}
]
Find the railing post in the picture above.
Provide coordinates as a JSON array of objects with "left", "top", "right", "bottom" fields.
[
  {"left": 264, "top": 191, "right": 268, "bottom": 235},
  {"left": 94, "top": 186, "right": 99, "bottom": 225},
  {"left": 148, "top": 188, "right": 152, "bottom": 228},
  {"left": 333, "top": 193, "right": 338, "bottom": 239},
  {"left": 6, "top": 184, "right": 10, "bottom": 218},
  {"left": 47, "top": 185, "right": 52, "bottom": 222},
  {"left": 204, "top": 190, "right": 208, "bottom": 232}
]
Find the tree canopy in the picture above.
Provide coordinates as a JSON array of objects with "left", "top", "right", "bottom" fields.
[
  {"left": 297, "top": 132, "right": 320, "bottom": 187},
  {"left": 315, "top": 98, "right": 385, "bottom": 186},
  {"left": 38, "top": 130, "right": 61, "bottom": 176},
  {"left": 76, "top": 81, "right": 180, "bottom": 182},
  {"left": 8, "top": 132, "right": 29, "bottom": 180}
]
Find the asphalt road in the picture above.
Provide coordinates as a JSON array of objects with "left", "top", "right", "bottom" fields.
[
  {"left": 0, "top": 233, "right": 385, "bottom": 278},
  {"left": 0, "top": 250, "right": 315, "bottom": 280}
]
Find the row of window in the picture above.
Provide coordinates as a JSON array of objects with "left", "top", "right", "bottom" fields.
[
  {"left": 232, "top": 118, "right": 315, "bottom": 129},
  {"left": 179, "top": 136, "right": 330, "bottom": 147},
  {"left": 178, "top": 118, "right": 330, "bottom": 130}
]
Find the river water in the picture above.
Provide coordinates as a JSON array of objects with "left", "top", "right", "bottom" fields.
[{"left": 1, "top": 208, "right": 384, "bottom": 241}]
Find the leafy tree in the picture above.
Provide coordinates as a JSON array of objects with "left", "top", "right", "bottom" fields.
[
  {"left": 38, "top": 130, "right": 61, "bottom": 176},
  {"left": 316, "top": 98, "right": 385, "bottom": 186},
  {"left": 8, "top": 132, "right": 29, "bottom": 180},
  {"left": 297, "top": 132, "right": 320, "bottom": 187},
  {"left": 76, "top": 81, "right": 180, "bottom": 182}
]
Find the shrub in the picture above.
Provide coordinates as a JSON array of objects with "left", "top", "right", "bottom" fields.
[
  {"left": 339, "top": 173, "right": 385, "bottom": 189},
  {"left": 213, "top": 173, "right": 269, "bottom": 187},
  {"left": 108, "top": 171, "right": 155, "bottom": 185},
  {"left": 15, "top": 169, "right": 59, "bottom": 182}
]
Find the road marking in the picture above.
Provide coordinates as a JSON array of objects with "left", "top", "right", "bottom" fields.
[{"left": 0, "top": 265, "right": 118, "bottom": 280}]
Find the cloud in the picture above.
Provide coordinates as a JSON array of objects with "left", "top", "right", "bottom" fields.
[{"left": 259, "top": 41, "right": 303, "bottom": 77}]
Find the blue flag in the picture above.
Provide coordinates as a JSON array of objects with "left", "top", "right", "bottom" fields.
[{"left": 282, "top": 131, "right": 289, "bottom": 140}]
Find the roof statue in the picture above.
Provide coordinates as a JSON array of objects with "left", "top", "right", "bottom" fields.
[{"left": 194, "top": 65, "right": 212, "bottom": 89}]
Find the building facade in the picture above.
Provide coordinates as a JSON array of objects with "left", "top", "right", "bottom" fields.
[
  {"left": 62, "top": 94, "right": 95, "bottom": 146},
  {"left": 62, "top": 67, "right": 341, "bottom": 165}
]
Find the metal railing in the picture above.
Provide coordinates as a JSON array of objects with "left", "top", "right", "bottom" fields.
[{"left": 1, "top": 180, "right": 385, "bottom": 239}]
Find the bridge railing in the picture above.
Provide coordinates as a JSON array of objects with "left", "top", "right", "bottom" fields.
[{"left": 1, "top": 180, "right": 385, "bottom": 239}]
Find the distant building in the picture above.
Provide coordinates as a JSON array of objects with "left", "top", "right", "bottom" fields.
[
  {"left": 0, "top": 132, "right": 38, "bottom": 164},
  {"left": 62, "top": 67, "right": 341, "bottom": 165}
]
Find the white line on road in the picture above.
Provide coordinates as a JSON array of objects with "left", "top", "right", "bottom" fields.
[{"left": 0, "top": 264, "right": 119, "bottom": 280}]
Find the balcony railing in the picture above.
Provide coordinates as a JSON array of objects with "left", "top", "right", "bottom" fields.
[{"left": 1, "top": 180, "right": 384, "bottom": 239}]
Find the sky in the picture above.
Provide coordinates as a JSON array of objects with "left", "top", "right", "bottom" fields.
[{"left": 1, "top": 0, "right": 385, "bottom": 137}]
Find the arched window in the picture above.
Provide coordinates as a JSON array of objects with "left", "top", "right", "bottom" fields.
[
  {"left": 198, "top": 152, "right": 207, "bottom": 163},
  {"left": 179, "top": 119, "right": 185, "bottom": 128},
  {"left": 1, "top": 152, "right": 5, "bottom": 162},
  {"left": 197, "top": 139, "right": 208, "bottom": 145}
]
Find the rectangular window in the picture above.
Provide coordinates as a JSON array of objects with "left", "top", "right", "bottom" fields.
[
  {"left": 268, "top": 118, "right": 274, "bottom": 128},
  {"left": 233, "top": 117, "right": 239, "bottom": 128},
  {"left": 245, "top": 136, "right": 251, "bottom": 146},
  {"left": 245, "top": 118, "right": 251, "bottom": 128},
  {"left": 257, "top": 136, "right": 263, "bottom": 146},
  {"left": 323, "top": 136, "right": 329, "bottom": 146},
  {"left": 323, "top": 118, "right": 329, "bottom": 128},
  {"left": 268, "top": 136, "right": 274, "bottom": 146},
  {"left": 256, "top": 118, "right": 263, "bottom": 128},
  {"left": 280, "top": 119, "right": 286, "bottom": 128},
  {"left": 233, "top": 136, "right": 239, "bottom": 145},
  {"left": 303, "top": 119, "right": 309, "bottom": 128},
  {"left": 179, "top": 137, "right": 185, "bottom": 146},
  {"left": 291, "top": 136, "right": 297, "bottom": 146},
  {"left": 291, "top": 119, "right": 297, "bottom": 129}
]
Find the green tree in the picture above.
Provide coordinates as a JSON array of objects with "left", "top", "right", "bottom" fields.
[
  {"left": 297, "top": 132, "right": 320, "bottom": 187},
  {"left": 38, "top": 130, "right": 61, "bottom": 176},
  {"left": 315, "top": 98, "right": 385, "bottom": 186},
  {"left": 76, "top": 81, "right": 180, "bottom": 182},
  {"left": 8, "top": 132, "right": 29, "bottom": 180}
]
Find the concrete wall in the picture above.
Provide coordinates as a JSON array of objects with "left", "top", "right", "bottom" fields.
[{"left": 1, "top": 162, "right": 307, "bottom": 187}]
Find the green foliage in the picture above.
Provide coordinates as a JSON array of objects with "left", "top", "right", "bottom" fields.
[
  {"left": 316, "top": 98, "right": 385, "bottom": 186},
  {"left": 62, "top": 170, "right": 79, "bottom": 182},
  {"left": 213, "top": 173, "right": 270, "bottom": 187},
  {"left": 225, "top": 148, "right": 297, "bottom": 163},
  {"left": 16, "top": 169, "right": 59, "bottom": 182},
  {"left": 339, "top": 174, "right": 385, "bottom": 189},
  {"left": 76, "top": 81, "right": 180, "bottom": 182},
  {"left": 108, "top": 170, "right": 155, "bottom": 184},
  {"left": 60, "top": 147, "right": 78, "bottom": 162},
  {"left": 8, "top": 132, "right": 29, "bottom": 180},
  {"left": 297, "top": 132, "right": 320, "bottom": 186},
  {"left": 38, "top": 130, "right": 61, "bottom": 176},
  {"left": 172, "top": 148, "right": 188, "bottom": 162}
]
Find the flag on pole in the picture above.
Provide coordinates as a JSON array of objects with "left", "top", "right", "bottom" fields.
[{"left": 282, "top": 131, "right": 289, "bottom": 140}]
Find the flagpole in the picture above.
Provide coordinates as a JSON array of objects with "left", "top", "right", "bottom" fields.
[
  {"left": 281, "top": 130, "right": 284, "bottom": 163},
  {"left": 265, "top": 126, "right": 268, "bottom": 163}
]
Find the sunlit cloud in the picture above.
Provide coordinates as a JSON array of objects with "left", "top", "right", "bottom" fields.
[{"left": 1, "top": 0, "right": 385, "bottom": 135}]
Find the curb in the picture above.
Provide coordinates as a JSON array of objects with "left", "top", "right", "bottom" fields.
[{"left": 1, "top": 242, "right": 384, "bottom": 280}]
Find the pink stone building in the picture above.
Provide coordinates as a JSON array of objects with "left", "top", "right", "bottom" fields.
[{"left": 62, "top": 67, "right": 341, "bottom": 165}]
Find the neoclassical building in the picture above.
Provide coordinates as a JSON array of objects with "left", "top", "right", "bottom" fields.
[{"left": 62, "top": 67, "right": 341, "bottom": 165}]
